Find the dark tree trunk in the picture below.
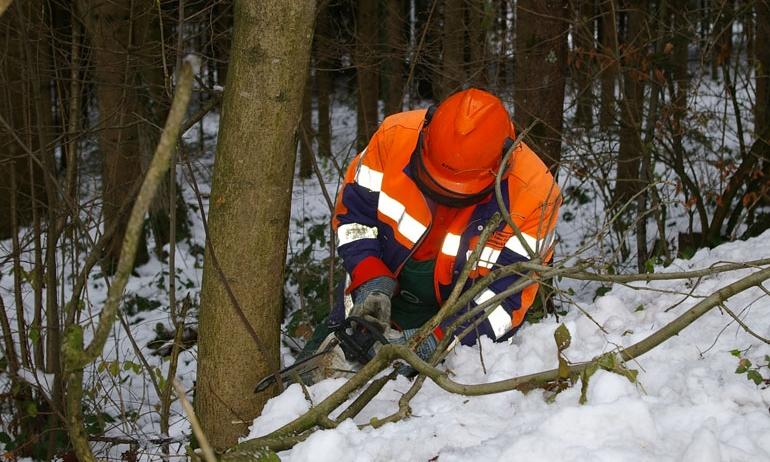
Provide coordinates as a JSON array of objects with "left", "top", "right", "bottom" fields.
[
  {"left": 0, "top": 2, "right": 48, "bottom": 239},
  {"left": 612, "top": 0, "right": 648, "bottom": 213},
  {"left": 514, "top": 0, "right": 569, "bottom": 170},
  {"left": 756, "top": 0, "right": 770, "bottom": 134},
  {"left": 599, "top": 0, "right": 619, "bottom": 129},
  {"left": 466, "top": 0, "right": 489, "bottom": 88},
  {"left": 212, "top": 0, "right": 233, "bottom": 86},
  {"left": 712, "top": 0, "right": 734, "bottom": 80},
  {"left": 135, "top": 0, "right": 190, "bottom": 256},
  {"left": 299, "top": 71, "right": 313, "bottom": 179},
  {"left": 84, "top": 0, "right": 150, "bottom": 271},
  {"left": 315, "top": 0, "right": 333, "bottom": 158},
  {"left": 573, "top": 0, "right": 595, "bottom": 127},
  {"left": 384, "top": 0, "right": 405, "bottom": 115},
  {"left": 436, "top": 0, "right": 465, "bottom": 99},
  {"left": 355, "top": 0, "right": 379, "bottom": 148}
]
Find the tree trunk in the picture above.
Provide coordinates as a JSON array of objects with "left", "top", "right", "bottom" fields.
[
  {"left": 599, "top": 0, "right": 619, "bottom": 130},
  {"left": 195, "top": 0, "right": 315, "bottom": 449},
  {"left": 212, "top": 0, "right": 233, "bottom": 86},
  {"left": 436, "top": 0, "right": 465, "bottom": 100},
  {"left": 135, "top": 0, "right": 190, "bottom": 255},
  {"left": 712, "top": 0, "right": 734, "bottom": 79},
  {"left": 315, "top": 0, "right": 333, "bottom": 157},
  {"left": 384, "top": 0, "right": 405, "bottom": 115},
  {"left": 299, "top": 71, "right": 313, "bottom": 179},
  {"left": 612, "top": 0, "right": 647, "bottom": 214},
  {"left": 573, "top": 0, "right": 595, "bottom": 127},
  {"left": 466, "top": 0, "right": 489, "bottom": 88},
  {"left": 355, "top": 0, "right": 379, "bottom": 148},
  {"left": 756, "top": 0, "right": 770, "bottom": 134},
  {"left": 84, "top": 0, "right": 150, "bottom": 271},
  {"left": 489, "top": 0, "right": 511, "bottom": 88},
  {"left": 513, "top": 0, "right": 569, "bottom": 170},
  {"left": 0, "top": 1, "right": 48, "bottom": 239}
]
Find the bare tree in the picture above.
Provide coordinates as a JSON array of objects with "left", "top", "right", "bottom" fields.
[
  {"left": 514, "top": 0, "right": 569, "bottom": 169},
  {"left": 599, "top": 0, "right": 619, "bottom": 129},
  {"left": 355, "top": 0, "right": 379, "bottom": 147},
  {"left": 84, "top": 0, "right": 152, "bottom": 270},
  {"left": 384, "top": 0, "right": 406, "bottom": 115},
  {"left": 612, "top": 1, "right": 649, "bottom": 228},
  {"left": 437, "top": 0, "right": 465, "bottom": 99},
  {"left": 756, "top": 0, "right": 770, "bottom": 133}
]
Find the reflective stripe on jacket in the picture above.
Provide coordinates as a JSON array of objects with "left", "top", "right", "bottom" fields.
[{"left": 331, "top": 109, "right": 561, "bottom": 345}]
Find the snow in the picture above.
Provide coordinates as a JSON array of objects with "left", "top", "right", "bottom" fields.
[
  {"left": 245, "top": 230, "right": 770, "bottom": 462},
  {"left": 2, "top": 67, "right": 769, "bottom": 461}
]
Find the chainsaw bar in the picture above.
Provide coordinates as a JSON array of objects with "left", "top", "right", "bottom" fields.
[{"left": 254, "top": 346, "right": 337, "bottom": 393}]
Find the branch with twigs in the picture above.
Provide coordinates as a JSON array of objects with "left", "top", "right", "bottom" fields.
[
  {"left": 230, "top": 262, "right": 770, "bottom": 460},
  {"left": 60, "top": 60, "right": 194, "bottom": 462}
]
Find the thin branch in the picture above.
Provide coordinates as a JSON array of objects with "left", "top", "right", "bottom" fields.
[
  {"left": 62, "top": 61, "right": 194, "bottom": 462},
  {"left": 718, "top": 303, "right": 770, "bottom": 345},
  {"left": 173, "top": 379, "right": 217, "bottom": 462},
  {"left": 233, "top": 263, "right": 770, "bottom": 454}
]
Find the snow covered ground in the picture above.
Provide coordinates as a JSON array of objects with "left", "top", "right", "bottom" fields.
[
  {"left": 247, "top": 230, "right": 770, "bottom": 461},
  {"left": 2, "top": 77, "right": 769, "bottom": 461}
]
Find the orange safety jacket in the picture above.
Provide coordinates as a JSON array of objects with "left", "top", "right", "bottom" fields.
[{"left": 331, "top": 109, "right": 561, "bottom": 345}]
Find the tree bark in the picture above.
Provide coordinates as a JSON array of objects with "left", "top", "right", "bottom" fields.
[
  {"left": 212, "top": 0, "right": 233, "bottom": 86},
  {"left": 384, "top": 0, "right": 405, "bottom": 115},
  {"left": 195, "top": 0, "right": 315, "bottom": 449},
  {"left": 513, "top": 0, "right": 569, "bottom": 170},
  {"left": 355, "top": 0, "right": 379, "bottom": 148},
  {"left": 315, "top": 0, "right": 333, "bottom": 158},
  {"left": 712, "top": 0, "right": 734, "bottom": 80},
  {"left": 0, "top": 1, "right": 48, "bottom": 238},
  {"left": 756, "top": 0, "right": 770, "bottom": 134},
  {"left": 599, "top": 0, "right": 619, "bottom": 129},
  {"left": 299, "top": 71, "right": 313, "bottom": 179},
  {"left": 573, "top": 0, "right": 595, "bottom": 127},
  {"left": 84, "top": 0, "right": 150, "bottom": 271},
  {"left": 436, "top": 0, "right": 465, "bottom": 100},
  {"left": 612, "top": 0, "right": 648, "bottom": 213},
  {"left": 136, "top": 0, "right": 190, "bottom": 255},
  {"left": 466, "top": 0, "right": 489, "bottom": 88}
]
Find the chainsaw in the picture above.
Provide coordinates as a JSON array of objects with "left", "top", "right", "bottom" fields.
[{"left": 254, "top": 316, "right": 390, "bottom": 393}]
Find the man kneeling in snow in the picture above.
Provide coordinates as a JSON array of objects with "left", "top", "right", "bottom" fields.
[{"left": 317, "top": 88, "right": 559, "bottom": 376}]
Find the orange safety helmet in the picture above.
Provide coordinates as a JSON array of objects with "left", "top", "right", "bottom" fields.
[{"left": 414, "top": 88, "right": 515, "bottom": 204}]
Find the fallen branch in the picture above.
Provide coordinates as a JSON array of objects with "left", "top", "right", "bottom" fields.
[{"left": 231, "top": 263, "right": 770, "bottom": 456}]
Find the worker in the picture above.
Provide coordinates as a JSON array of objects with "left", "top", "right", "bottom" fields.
[{"left": 326, "top": 88, "right": 560, "bottom": 368}]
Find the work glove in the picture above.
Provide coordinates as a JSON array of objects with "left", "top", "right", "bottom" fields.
[
  {"left": 385, "top": 328, "right": 439, "bottom": 377},
  {"left": 402, "top": 328, "right": 438, "bottom": 362},
  {"left": 351, "top": 276, "right": 397, "bottom": 333}
]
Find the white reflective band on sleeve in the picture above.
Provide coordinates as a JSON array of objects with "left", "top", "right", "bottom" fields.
[
  {"left": 487, "top": 306, "right": 513, "bottom": 338},
  {"left": 478, "top": 246, "right": 501, "bottom": 269},
  {"left": 441, "top": 233, "right": 462, "bottom": 256},
  {"left": 337, "top": 223, "right": 378, "bottom": 246},
  {"left": 398, "top": 213, "right": 427, "bottom": 244},
  {"left": 355, "top": 163, "right": 384, "bottom": 192},
  {"left": 378, "top": 192, "right": 427, "bottom": 244},
  {"left": 504, "top": 233, "right": 540, "bottom": 258},
  {"left": 473, "top": 289, "right": 512, "bottom": 338},
  {"left": 474, "top": 289, "right": 496, "bottom": 305}
]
